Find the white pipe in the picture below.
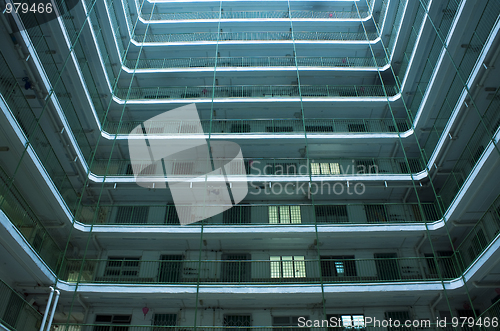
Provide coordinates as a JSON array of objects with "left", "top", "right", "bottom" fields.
[
  {"left": 45, "top": 289, "right": 60, "bottom": 331},
  {"left": 38, "top": 286, "right": 54, "bottom": 331}
]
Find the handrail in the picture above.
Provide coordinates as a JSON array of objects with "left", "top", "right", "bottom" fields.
[{"left": 0, "top": 278, "right": 42, "bottom": 331}]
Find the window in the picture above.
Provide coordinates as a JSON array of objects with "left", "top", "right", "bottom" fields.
[
  {"left": 273, "top": 316, "right": 308, "bottom": 331},
  {"left": 266, "top": 163, "right": 297, "bottom": 175},
  {"left": 327, "top": 314, "right": 365, "bottom": 330},
  {"left": 165, "top": 205, "right": 180, "bottom": 225},
  {"left": 269, "top": 206, "right": 301, "bottom": 224},
  {"left": 348, "top": 123, "right": 367, "bottom": 132},
  {"left": 173, "top": 162, "right": 194, "bottom": 175},
  {"left": 94, "top": 315, "right": 131, "bottom": 331},
  {"left": 223, "top": 206, "right": 251, "bottom": 224},
  {"left": 266, "top": 126, "right": 294, "bottom": 133},
  {"left": 321, "top": 256, "right": 357, "bottom": 277},
  {"left": 305, "top": 125, "right": 334, "bottom": 132},
  {"left": 104, "top": 257, "right": 140, "bottom": 278},
  {"left": 231, "top": 124, "right": 251, "bottom": 133},
  {"left": 356, "top": 160, "right": 376, "bottom": 174},
  {"left": 224, "top": 315, "right": 251, "bottom": 330},
  {"left": 158, "top": 255, "right": 183, "bottom": 282},
  {"left": 384, "top": 312, "right": 411, "bottom": 331},
  {"left": 315, "top": 205, "right": 348, "bottom": 223},
  {"left": 398, "top": 159, "right": 421, "bottom": 173},
  {"left": 311, "top": 162, "right": 341, "bottom": 175},
  {"left": 153, "top": 313, "right": 177, "bottom": 327},
  {"left": 116, "top": 206, "right": 149, "bottom": 224},
  {"left": 221, "top": 254, "right": 251, "bottom": 282},
  {"left": 364, "top": 204, "right": 387, "bottom": 223},
  {"left": 270, "top": 256, "right": 306, "bottom": 278}
]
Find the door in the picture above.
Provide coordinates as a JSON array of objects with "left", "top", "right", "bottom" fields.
[
  {"left": 158, "top": 255, "right": 183, "bottom": 282},
  {"left": 221, "top": 254, "right": 251, "bottom": 282},
  {"left": 374, "top": 253, "right": 400, "bottom": 280}
]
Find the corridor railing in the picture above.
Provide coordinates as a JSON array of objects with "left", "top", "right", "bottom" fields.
[
  {"left": 116, "top": 85, "right": 398, "bottom": 101},
  {"left": 0, "top": 278, "right": 41, "bottom": 331},
  {"left": 76, "top": 202, "right": 439, "bottom": 225},
  {"left": 107, "top": 118, "right": 409, "bottom": 135},
  {"left": 139, "top": 9, "right": 371, "bottom": 21},
  {"left": 59, "top": 256, "right": 459, "bottom": 285},
  {"left": 90, "top": 157, "right": 423, "bottom": 177},
  {"left": 124, "top": 56, "right": 387, "bottom": 70},
  {"left": 133, "top": 31, "right": 378, "bottom": 43}
]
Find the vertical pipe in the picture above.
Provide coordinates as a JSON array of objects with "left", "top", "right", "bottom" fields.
[
  {"left": 45, "top": 289, "right": 60, "bottom": 331},
  {"left": 38, "top": 286, "right": 54, "bottom": 331}
]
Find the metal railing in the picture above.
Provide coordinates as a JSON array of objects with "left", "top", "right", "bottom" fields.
[
  {"left": 125, "top": 56, "right": 387, "bottom": 70},
  {"left": 90, "top": 157, "right": 423, "bottom": 177},
  {"left": 0, "top": 279, "right": 41, "bottom": 331},
  {"left": 140, "top": 9, "right": 370, "bottom": 21},
  {"left": 51, "top": 326, "right": 440, "bottom": 331},
  {"left": 0, "top": 168, "right": 64, "bottom": 271},
  {"left": 76, "top": 202, "right": 440, "bottom": 225},
  {"left": 116, "top": 85, "right": 398, "bottom": 100},
  {"left": 134, "top": 31, "right": 378, "bottom": 43},
  {"left": 106, "top": 118, "right": 410, "bottom": 135},
  {"left": 0, "top": 53, "right": 81, "bottom": 213},
  {"left": 455, "top": 194, "right": 500, "bottom": 270},
  {"left": 59, "top": 256, "right": 459, "bottom": 285}
]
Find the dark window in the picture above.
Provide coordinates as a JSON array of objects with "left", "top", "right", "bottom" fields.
[
  {"left": 305, "top": 125, "right": 334, "bottom": 132},
  {"left": 231, "top": 124, "right": 251, "bottom": 133},
  {"left": 374, "top": 253, "right": 400, "bottom": 280},
  {"left": 387, "top": 121, "right": 409, "bottom": 132},
  {"left": 321, "top": 256, "right": 357, "bottom": 278},
  {"left": 224, "top": 315, "right": 251, "bottom": 330},
  {"left": 348, "top": 123, "right": 367, "bottom": 132},
  {"left": 116, "top": 206, "right": 149, "bottom": 224},
  {"left": 384, "top": 312, "right": 411, "bottom": 331},
  {"left": 266, "top": 163, "right": 297, "bottom": 175},
  {"left": 273, "top": 316, "right": 309, "bottom": 331},
  {"left": 153, "top": 314, "right": 177, "bottom": 327},
  {"left": 94, "top": 315, "right": 131, "bottom": 331},
  {"left": 104, "top": 257, "right": 140, "bottom": 278},
  {"left": 223, "top": 206, "right": 251, "bottom": 224},
  {"left": 165, "top": 205, "right": 180, "bottom": 225},
  {"left": 398, "top": 159, "right": 421, "bottom": 173},
  {"left": 158, "top": 255, "right": 183, "bottom": 282},
  {"left": 356, "top": 160, "right": 376, "bottom": 173},
  {"left": 221, "top": 254, "right": 251, "bottom": 282},
  {"left": 315, "top": 205, "right": 348, "bottom": 223},
  {"left": 266, "top": 126, "right": 294, "bottom": 133},
  {"left": 364, "top": 205, "right": 388, "bottom": 223}
]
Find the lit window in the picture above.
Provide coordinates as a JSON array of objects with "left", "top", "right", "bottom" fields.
[
  {"left": 268, "top": 206, "right": 301, "bottom": 224},
  {"left": 311, "top": 162, "right": 341, "bottom": 175},
  {"left": 270, "top": 256, "right": 306, "bottom": 278},
  {"left": 341, "top": 315, "right": 365, "bottom": 329}
]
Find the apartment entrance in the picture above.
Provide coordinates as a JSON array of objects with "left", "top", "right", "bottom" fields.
[
  {"left": 374, "top": 253, "right": 400, "bottom": 280},
  {"left": 221, "top": 254, "right": 251, "bottom": 282}
]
